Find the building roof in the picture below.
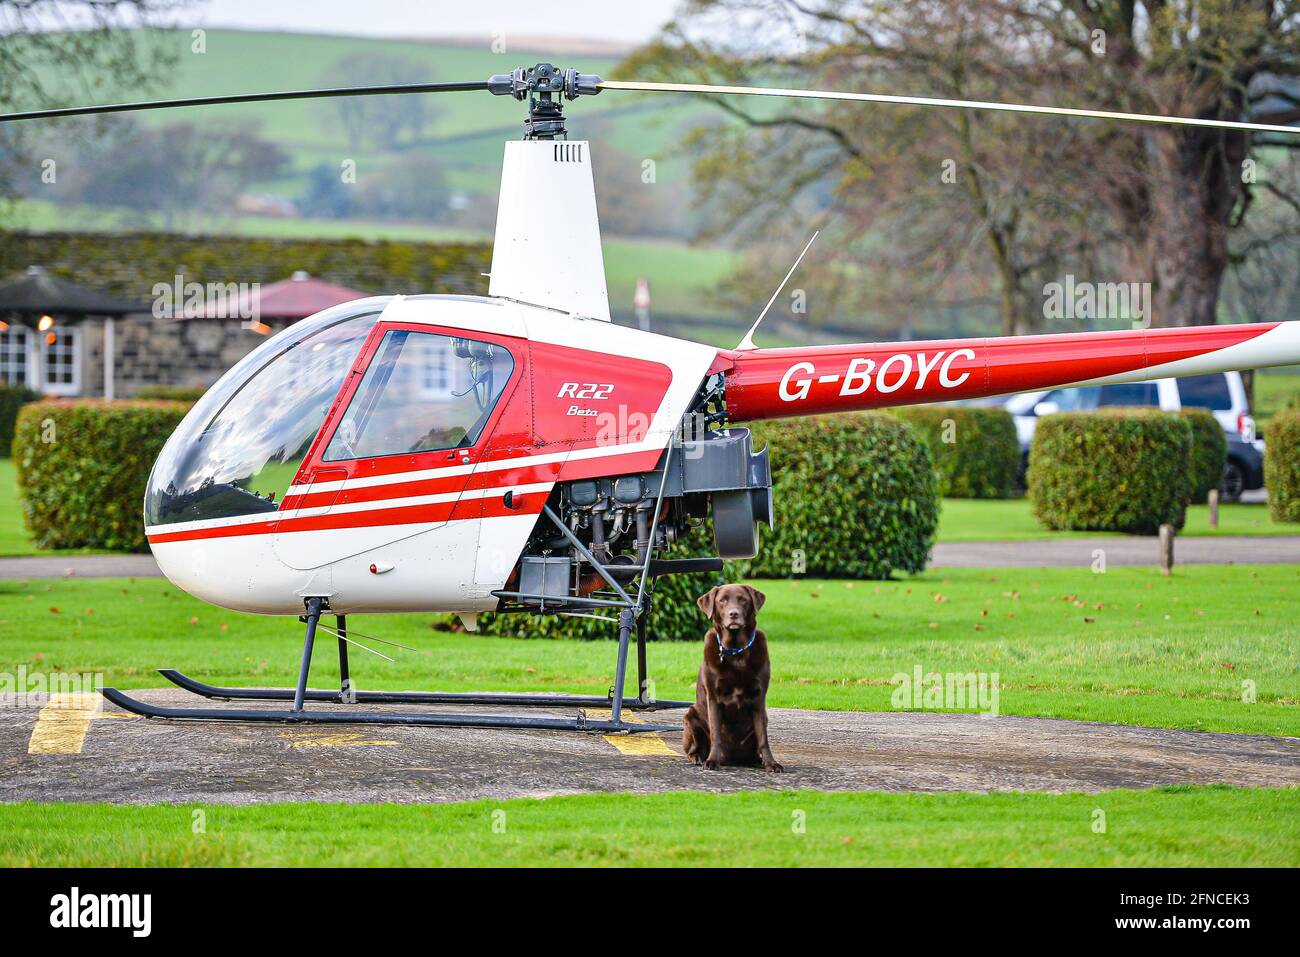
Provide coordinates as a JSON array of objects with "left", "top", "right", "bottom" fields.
[
  {"left": 196, "top": 271, "right": 371, "bottom": 321},
  {"left": 0, "top": 266, "right": 143, "bottom": 317}
]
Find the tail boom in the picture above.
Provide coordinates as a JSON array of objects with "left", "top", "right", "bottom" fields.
[{"left": 718, "top": 321, "right": 1297, "bottom": 422}]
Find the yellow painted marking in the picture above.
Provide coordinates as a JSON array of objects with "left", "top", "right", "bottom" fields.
[
  {"left": 605, "top": 734, "right": 677, "bottom": 756},
  {"left": 278, "top": 731, "right": 399, "bottom": 748},
  {"left": 27, "top": 692, "right": 125, "bottom": 755},
  {"left": 588, "top": 709, "right": 678, "bottom": 758}
]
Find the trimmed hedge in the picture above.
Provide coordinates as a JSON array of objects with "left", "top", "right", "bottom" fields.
[
  {"left": 1028, "top": 408, "right": 1191, "bottom": 534},
  {"left": 0, "top": 383, "right": 38, "bottom": 459},
  {"left": 894, "top": 405, "right": 1020, "bottom": 498},
  {"left": 14, "top": 400, "right": 189, "bottom": 551},
  {"left": 1265, "top": 410, "right": 1300, "bottom": 523},
  {"left": 1179, "top": 408, "right": 1228, "bottom": 504},
  {"left": 0, "top": 231, "right": 490, "bottom": 304},
  {"left": 133, "top": 385, "right": 206, "bottom": 403},
  {"left": 744, "top": 412, "right": 939, "bottom": 579}
]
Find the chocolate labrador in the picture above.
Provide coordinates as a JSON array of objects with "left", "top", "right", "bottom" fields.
[{"left": 683, "top": 584, "right": 782, "bottom": 772}]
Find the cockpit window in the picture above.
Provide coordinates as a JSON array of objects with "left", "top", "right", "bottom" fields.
[
  {"left": 323, "top": 330, "right": 514, "bottom": 461},
  {"left": 144, "top": 300, "right": 388, "bottom": 528}
]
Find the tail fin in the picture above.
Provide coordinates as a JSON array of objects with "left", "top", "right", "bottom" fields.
[{"left": 717, "top": 321, "right": 1295, "bottom": 422}]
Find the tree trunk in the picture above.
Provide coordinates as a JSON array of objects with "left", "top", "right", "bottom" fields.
[{"left": 1129, "top": 129, "right": 1247, "bottom": 327}]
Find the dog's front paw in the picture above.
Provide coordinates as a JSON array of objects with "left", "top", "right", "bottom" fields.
[
  {"left": 763, "top": 760, "right": 784, "bottom": 773},
  {"left": 703, "top": 754, "right": 722, "bottom": 770}
]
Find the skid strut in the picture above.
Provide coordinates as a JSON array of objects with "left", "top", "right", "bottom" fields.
[{"left": 103, "top": 596, "right": 686, "bottom": 733}]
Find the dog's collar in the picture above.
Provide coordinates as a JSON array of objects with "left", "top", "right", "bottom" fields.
[{"left": 717, "top": 630, "right": 756, "bottom": 660}]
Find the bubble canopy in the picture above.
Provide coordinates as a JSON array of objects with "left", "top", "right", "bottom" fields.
[{"left": 144, "top": 298, "right": 392, "bottom": 528}]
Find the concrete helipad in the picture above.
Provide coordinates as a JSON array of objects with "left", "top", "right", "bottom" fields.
[{"left": 1, "top": 689, "right": 1296, "bottom": 804}]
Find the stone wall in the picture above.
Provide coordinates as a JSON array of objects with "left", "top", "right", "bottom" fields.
[{"left": 78, "top": 316, "right": 297, "bottom": 397}]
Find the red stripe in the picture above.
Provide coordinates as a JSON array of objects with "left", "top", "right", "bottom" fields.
[
  {"left": 148, "top": 445, "right": 669, "bottom": 546},
  {"left": 148, "top": 490, "right": 551, "bottom": 545}
]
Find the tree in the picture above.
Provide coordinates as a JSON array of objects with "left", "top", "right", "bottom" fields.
[
  {"left": 352, "top": 154, "right": 450, "bottom": 222},
  {"left": 625, "top": 1, "right": 1300, "bottom": 332},
  {"left": 0, "top": 1, "right": 188, "bottom": 213},
  {"left": 321, "top": 53, "right": 437, "bottom": 149},
  {"left": 72, "top": 121, "right": 288, "bottom": 231}
]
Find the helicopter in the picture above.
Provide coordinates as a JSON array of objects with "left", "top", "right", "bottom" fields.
[{"left": 5, "top": 63, "right": 1300, "bottom": 734}]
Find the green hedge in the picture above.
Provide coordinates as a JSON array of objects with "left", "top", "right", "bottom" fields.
[
  {"left": 1265, "top": 410, "right": 1300, "bottom": 523},
  {"left": 1179, "top": 408, "right": 1228, "bottom": 504},
  {"left": 14, "top": 400, "right": 189, "bottom": 551},
  {"left": 894, "top": 405, "right": 1020, "bottom": 498},
  {"left": 0, "top": 383, "right": 38, "bottom": 459},
  {"left": 133, "top": 385, "right": 206, "bottom": 403},
  {"left": 744, "top": 412, "right": 938, "bottom": 579},
  {"left": 0, "top": 232, "right": 490, "bottom": 303},
  {"left": 1028, "top": 408, "right": 1191, "bottom": 533}
]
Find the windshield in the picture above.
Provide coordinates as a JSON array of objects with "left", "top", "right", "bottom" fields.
[{"left": 144, "top": 299, "right": 390, "bottom": 528}]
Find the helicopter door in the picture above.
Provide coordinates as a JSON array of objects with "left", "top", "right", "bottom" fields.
[{"left": 273, "top": 322, "right": 521, "bottom": 571}]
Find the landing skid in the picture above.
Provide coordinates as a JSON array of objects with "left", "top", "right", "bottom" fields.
[
  {"left": 101, "top": 599, "right": 686, "bottom": 734},
  {"left": 156, "top": 669, "right": 690, "bottom": 711}
]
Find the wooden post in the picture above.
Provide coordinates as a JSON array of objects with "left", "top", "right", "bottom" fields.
[
  {"left": 1207, "top": 488, "right": 1219, "bottom": 529},
  {"left": 1159, "top": 524, "right": 1175, "bottom": 576}
]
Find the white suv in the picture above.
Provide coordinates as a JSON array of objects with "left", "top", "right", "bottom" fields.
[{"left": 1005, "top": 372, "right": 1264, "bottom": 499}]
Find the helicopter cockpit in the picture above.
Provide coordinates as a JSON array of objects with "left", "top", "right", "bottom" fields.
[
  {"left": 144, "top": 297, "right": 523, "bottom": 533},
  {"left": 144, "top": 299, "right": 393, "bottom": 529}
]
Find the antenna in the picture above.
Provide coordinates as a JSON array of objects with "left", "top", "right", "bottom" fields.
[{"left": 737, "top": 231, "right": 819, "bottom": 351}]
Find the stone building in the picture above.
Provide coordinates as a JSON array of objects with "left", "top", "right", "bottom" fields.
[{"left": 1, "top": 269, "right": 371, "bottom": 398}]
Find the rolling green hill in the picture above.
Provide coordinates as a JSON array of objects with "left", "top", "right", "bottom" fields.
[{"left": 11, "top": 28, "right": 743, "bottom": 321}]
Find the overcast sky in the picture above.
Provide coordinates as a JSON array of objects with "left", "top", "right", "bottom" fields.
[{"left": 188, "top": 0, "right": 682, "bottom": 45}]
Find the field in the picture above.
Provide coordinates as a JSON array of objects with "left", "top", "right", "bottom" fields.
[
  {"left": 1, "top": 786, "right": 1296, "bottom": 867},
  {"left": 3, "top": 565, "right": 1297, "bottom": 735},
  {"left": 936, "top": 497, "right": 1300, "bottom": 541},
  {"left": 14, "top": 28, "right": 744, "bottom": 320}
]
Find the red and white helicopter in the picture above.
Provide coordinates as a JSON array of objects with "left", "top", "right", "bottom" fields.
[{"left": 8, "top": 64, "right": 1300, "bottom": 732}]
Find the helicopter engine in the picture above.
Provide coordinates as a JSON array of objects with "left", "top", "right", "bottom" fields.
[{"left": 506, "top": 415, "right": 773, "bottom": 609}]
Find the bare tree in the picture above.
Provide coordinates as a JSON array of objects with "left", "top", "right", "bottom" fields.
[
  {"left": 0, "top": 1, "right": 189, "bottom": 211},
  {"left": 626, "top": 0, "right": 1300, "bottom": 332}
]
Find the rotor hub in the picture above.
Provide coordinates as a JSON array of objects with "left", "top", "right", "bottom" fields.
[{"left": 487, "top": 63, "right": 602, "bottom": 140}]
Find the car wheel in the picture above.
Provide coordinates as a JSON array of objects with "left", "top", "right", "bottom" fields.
[{"left": 1221, "top": 460, "right": 1246, "bottom": 502}]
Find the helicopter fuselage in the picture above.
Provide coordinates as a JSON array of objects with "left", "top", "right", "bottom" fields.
[{"left": 144, "top": 294, "right": 717, "bottom": 615}]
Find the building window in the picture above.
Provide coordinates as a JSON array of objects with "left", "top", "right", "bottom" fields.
[
  {"left": 41, "top": 326, "right": 79, "bottom": 396},
  {"left": 0, "top": 325, "right": 30, "bottom": 386}
]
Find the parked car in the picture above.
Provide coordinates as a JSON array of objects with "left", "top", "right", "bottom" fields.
[{"left": 1004, "top": 372, "right": 1264, "bottom": 500}]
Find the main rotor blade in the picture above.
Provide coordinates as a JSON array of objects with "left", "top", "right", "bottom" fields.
[
  {"left": 600, "top": 79, "right": 1300, "bottom": 136},
  {"left": 0, "top": 80, "right": 490, "bottom": 123}
]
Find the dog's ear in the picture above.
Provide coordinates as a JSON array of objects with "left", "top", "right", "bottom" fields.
[
  {"left": 745, "top": 585, "right": 766, "bottom": 612},
  {"left": 696, "top": 587, "right": 718, "bottom": 618}
]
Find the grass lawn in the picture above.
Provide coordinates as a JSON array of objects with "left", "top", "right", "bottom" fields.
[
  {"left": 0, "top": 786, "right": 1294, "bottom": 866},
  {"left": 0, "top": 459, "right": 110, "bottom": 558},
  {"left": 937, "top": 496, "right": 1300, "bottom": 542},
  {"left": 3, "top": 565, "right": 1297, "bottom": 735},
  {"left": 1254, "top": 369, "right": 1300, "bottom": 418}
]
